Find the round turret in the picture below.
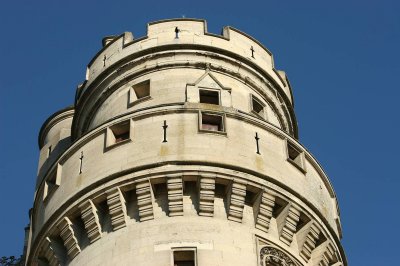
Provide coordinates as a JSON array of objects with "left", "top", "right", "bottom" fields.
[{"left": 26, "top": 19, "right": 346, "bottom": 266}]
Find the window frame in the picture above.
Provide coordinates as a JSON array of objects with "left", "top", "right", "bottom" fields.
[
  {"left": 199, "top": 88, "right": 220, "bottom": 105},
  {"left": 250, "top": 94, "right": 266, "bottom": 119},
  {"left": 128, "top": 80, "right": 151, "bottom": 106},
  {"left": 105, "top": 119, "right": 133, "bottom": 150},
  {"left": 286, "top": 140, "right": 306, "bottom": 173},
  {"left": 171, "top": 247, "right": 197, "bottom": 266},
  {"left": 198, "top": 111, "right": 227, "bottom": 135}
]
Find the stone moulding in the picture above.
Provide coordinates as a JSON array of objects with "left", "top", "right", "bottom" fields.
[
  {"left": 167, "top": 174, "right": 184, "bottom": 216},
  {"left": 254, "top": 191, "right": 276, "bottom": 233},
  {"left": 72, "top": 51, "right": 297, "bottom": 140},
  {"left": 136, "top": 180, "right": 154, "bottom": 221},
  {"left": 106, "top": 187, "right": 127, "bottom": 231},
  {"left": 56, "top": 217, "right": 81, "bottom": 259},
  {"left": 79, "top": 199, "right": 102, "bottom": 243},
  {"left": 34, "top": 105, "right": 334, "bottom": 207},
  {"left": 198, "top": 174, "right": 216, "bottom": 216}
]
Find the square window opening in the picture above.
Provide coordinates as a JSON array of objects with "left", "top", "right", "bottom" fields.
[
  {"left": 111, "top": 122, "right": 130, "bottom": 143},
  {"left": 133, "top": 80, "right": 150, "bottom": 100},
  {"left": 287, "top": 142, "right": 305, "bottom": 171},
  {"left": 199, "top": 89, "right": 219, "bottom": 105},
  {"left": 106, "top": 120, "right": 132, "bottom": 149},
  {"left": 201, "top": 113, "right": 224, "bottom": 132},
  {"left": 173, "top": 250, "right": 196, "bottom": 266}
]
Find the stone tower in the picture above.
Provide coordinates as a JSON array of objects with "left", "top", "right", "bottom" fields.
[{"left": 26, "top": 19, "right": 346, "bottom": 266}]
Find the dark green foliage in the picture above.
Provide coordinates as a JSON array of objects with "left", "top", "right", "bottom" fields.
[{"left": 0, "top": 256, "right": 23, "bottom": 266}]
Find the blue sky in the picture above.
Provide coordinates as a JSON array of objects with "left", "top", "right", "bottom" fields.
[{"left": 0, "top": 0, "right": 399, "bottom": 264}]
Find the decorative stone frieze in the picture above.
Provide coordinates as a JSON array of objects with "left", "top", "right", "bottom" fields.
[
  {"left": 167, "top": 174, "right": 184, "bottom": 216},
  {"left": 106, "top": 187, "right": 127, "bottom": 231},
  {"left": 254, "top": 191, "right": 275, "bottom": 232},
  {"left": 56, "top": 217, "right": 81, "bottom": 259},
  {"left": 277, "top": 204, "right": 301, "bottom": 246},
  {"left": 198, "top": 174, "right": 216, "bottom": 216},
  {"left": 79, "top": 199, "right": 102, "bottom": 243},
  {"left": 136, "top": 181, "right": 154, "bottom": 221},
  {"left": 227, "top": 181, "right": 247, "bottom": 222}
]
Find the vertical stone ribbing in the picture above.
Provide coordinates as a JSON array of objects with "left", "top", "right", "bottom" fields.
[
  {"left": 198, "top": 174, "right": 215, "bottom": 216},
  {"left": 136, "top": 181, "right": 154, "bottom": 221},
  {"left": 39, "top": 237, "right": 60, "bottom": 266},
  {"left": 254, "top": 191, "right": 275, "bottom": 232},
  {"left": 298, "top": 222, "right": 321, "bottom": 261},
  {"left": 79, "top": 199, "right": 102, "bottom": 243},
  {"left": 277, "top": 204, "right": 301, "bottom": 246},
  {"left": 106, "top": 187, "right": 127, "bottom": 231},
  {"left": 167, "top": 174, "right": 183, "bottom": 216},
  {"left": 227, "top": 181, "right": 246, "bottom": 222},
  {"left": 56, "top": 217, "right": 81, "bottom": 259}
]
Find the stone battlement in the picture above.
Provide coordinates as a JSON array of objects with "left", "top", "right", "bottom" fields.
[{"left": 78, "top": 19, "right": 293, "bottom": 105}]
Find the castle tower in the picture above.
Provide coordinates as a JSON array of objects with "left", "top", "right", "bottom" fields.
[{"left": 26, "top": 19, "right": 346, "bottom": 266}]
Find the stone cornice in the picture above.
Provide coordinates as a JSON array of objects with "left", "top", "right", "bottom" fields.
[{"left": 28, "top": 166, "right": 345, "bottom": 266}]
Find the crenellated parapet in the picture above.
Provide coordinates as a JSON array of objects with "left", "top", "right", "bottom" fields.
[{"left": 71, "top": 19, "right": 298, "bottom": 140}]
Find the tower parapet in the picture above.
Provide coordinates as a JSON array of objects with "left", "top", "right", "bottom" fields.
[{"left": 27, "top": 19, "right": 346, "bottom": 266}]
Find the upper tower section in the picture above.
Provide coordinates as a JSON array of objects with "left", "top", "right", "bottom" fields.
[{"left": 72, "top": 18, "right": 297, "bottom": 140}]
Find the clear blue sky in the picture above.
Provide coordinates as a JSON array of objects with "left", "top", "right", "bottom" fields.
[{"left": 0, "top": 1, "right": 399, "bottom": 264}]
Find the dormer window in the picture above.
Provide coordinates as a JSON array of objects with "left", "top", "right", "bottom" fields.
[{"left": 199, "top": 89, "right": 219, "bottom": 105}]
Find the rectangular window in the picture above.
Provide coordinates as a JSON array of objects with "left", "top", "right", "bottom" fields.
[
  {"left": 173, "top": 249, "right": 196, "bottom": 266},
  {"left": 199, "top": 89, "right": 219, "bottom": 105},
  {"left": 199, "top": 112, "right": 225, "bottom": 134},
  {"left": 129, "top": 80, "right": 151, "bottom": 106},
  {"left": 106, "top": 120, "right": 132, "bottom": 149},
  {"left": 251, "top": 95, "right": 265, "bottom": 118},
  {"left": 286, "top": 140, "right": 306, "bottom": 173}
]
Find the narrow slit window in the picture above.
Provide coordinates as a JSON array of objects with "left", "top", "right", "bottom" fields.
[
  {"left": 199, "top": 89, "right": 219, "bottom": 105},
  {"left": 106, "top": 120, "right": 132, "bottom": 148},
  {"left": 200, "top": 113, "right": 224, "bottom": 132},
  {"left": 173, "top": 250, "right": 196, "bottom": 266},
  {"left": 47, "top": 146, "right": 52, "bottom": 158}
]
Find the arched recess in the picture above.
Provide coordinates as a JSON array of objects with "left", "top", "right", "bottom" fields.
[{"left": 259, "top": 246, "right": 301, "bottom": 266}]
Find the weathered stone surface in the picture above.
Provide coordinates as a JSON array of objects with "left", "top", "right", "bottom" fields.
[{"left": 27, "top": 19, "right": 346, "bottom": 266}]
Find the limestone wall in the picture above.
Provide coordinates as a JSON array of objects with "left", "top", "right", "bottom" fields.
[{"left": 27, "top": 19, "right": 346, "bottom": 266}]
